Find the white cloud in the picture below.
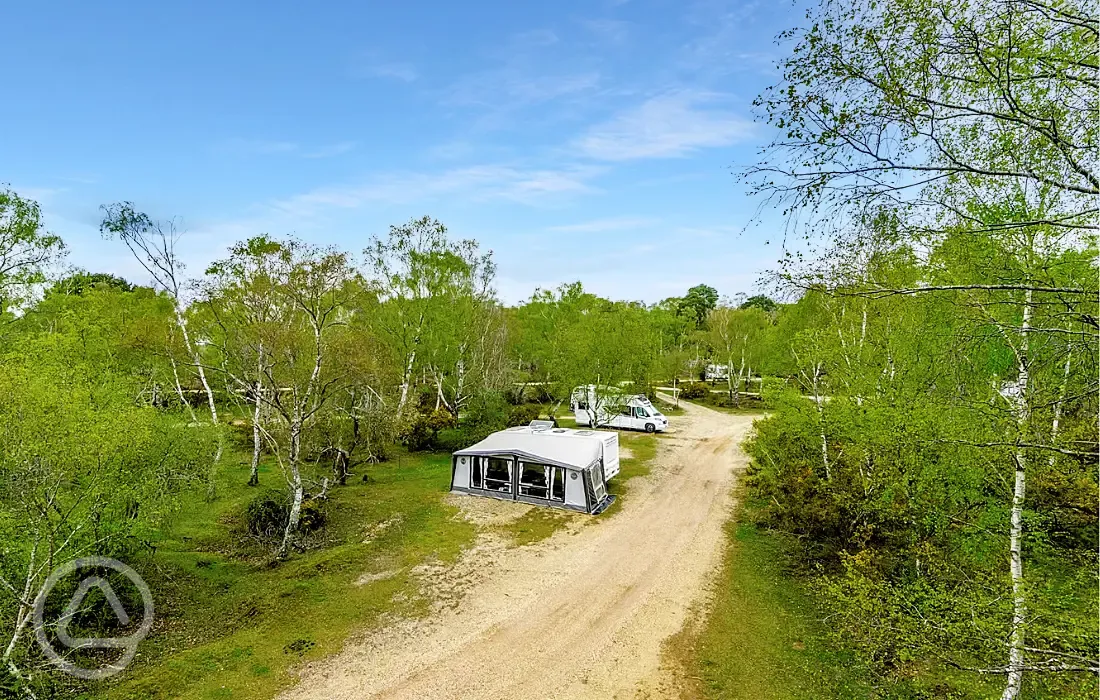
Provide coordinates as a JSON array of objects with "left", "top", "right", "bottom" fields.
[
  {"left": 579, "top": 19, "right": 630, "bottom": 45},
  {"left": 547, "top": 216, "right": 657, "bottom": 233},
  {"left": 510, "top": 29, "right": 559, "bottom": 48},
  {"left": 221, "top": 138, "right": 299, "bottom": 155},
  {"left": 445, "top": 70, "right": 600, "bottom": 109},
  {"left": 363, "top": 62, "right": 418, "bottom": 82},
  {"left": 217, "top": 139, "right": 356, "bottom": 159},
  {"left": 268, "top": 163, "right": 603, "bottom": 218},
  {"left": 302, "top": 141, "right": 358, "bottom": 159},
  {"left": 575, "top": 90, "right": 754, "bottom": 161}
]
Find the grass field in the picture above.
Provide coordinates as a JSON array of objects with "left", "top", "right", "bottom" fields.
[
  {"left": 674, "top": 518, "right": 875, "bottom": 700},
  {"left": 674, "top": 508, "right": 1030, "bottom": 700},
  {"left": 98, "top": 421, "right": 663, "bottom": 700},
  {"left": 102, "top": 448, "right": 475, "bottom": 700}
]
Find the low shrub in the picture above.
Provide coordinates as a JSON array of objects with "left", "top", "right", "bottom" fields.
[
  {"left": 246, "top": 490, "right": 326, "bottom": 539},
  {"left": 679, "top": 382, "right": 709, "bottom": 400},
  {"left": 247, "top": 490, "right": 289, "bottom": 538},
  {"left": 400, "top": 408, "right": 457, "bottom": 451},
  {"left": 508, "top": 404, "right": 541, "bottom": 426}
]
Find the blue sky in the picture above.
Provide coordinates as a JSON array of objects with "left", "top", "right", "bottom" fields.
[{"left": 2, "top": 0, "right": 799, "bottom": 304}]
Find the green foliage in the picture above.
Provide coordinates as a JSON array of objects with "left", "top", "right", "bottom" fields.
[
  {"left": 739, "top": 295, "right": 777, "bottom": 314},
  {"left": 679, "top": 284, "right": 719, "bottom": 328},
  {"left": 246, "top": 490, "right": 292, "bottom": 539},
  {"left": 507, "top": 403, "right": 542, "bottom": 426},
  {"left": 0, "top": 188, "right": 67, "bottom": 315},
  {"left": 44, "top": 270, "right": 134, "bottom": 297},
  {"left": 680, "top": 382, "right": 709, "bottom": 400}
]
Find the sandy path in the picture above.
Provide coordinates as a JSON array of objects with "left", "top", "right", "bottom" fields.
[{"left": 281, "top": 399, "right": 754, "bottom": 700}]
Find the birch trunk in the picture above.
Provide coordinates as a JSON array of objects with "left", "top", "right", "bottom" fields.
[
  {"left": 1001, "top": 289, "right": 1032, "bottom": 700},
  {"left": 813, "top": 363, "right": 830, "bottom": 481},
  {"left": 249, "top": 376, "right": 263, "bottom": 487},
  {"left": 173, "top": 305, "right": 223, "bottom": 500},
  {"left": 1048, "top": 351, "right": 1072, "bottom": 469},
  {"left": 2, "top": 541, "right": 37, "bottom": 683},
  {"left": 278, "top": 421, "right": 304, "bottom": 559},
  {"left": 174, "top": 306, "right": 218, "bottom": 424},
  {"left": 735, "top": 349, "right": 746, "bottom": 408},
  {"left": 169, "top": 355, "right": 198, "bottom": 422},
  {"left": 397, "top": 348, "right": 417, "bottom": 417}
]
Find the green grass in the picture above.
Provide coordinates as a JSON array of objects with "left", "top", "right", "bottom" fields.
[
  {"left": 676, "top": 518, "right": 874, "bottom": 700},
  {"left": 679, "top": 396, "right": 769, "bottom": 416},
  {"left": 101, "top": 448, "right": 475, "bottom": 700}
]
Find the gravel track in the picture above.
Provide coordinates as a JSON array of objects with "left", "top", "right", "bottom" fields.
[{"left": 281, "top": 399, "right": 754, "bottom": 700}]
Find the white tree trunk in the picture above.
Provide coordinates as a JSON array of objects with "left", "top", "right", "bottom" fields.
[
  {"left": 174, "top": 306, "right": 218, "bottom": 424},
  {"left": 279, "top": 422, "right": 304, "bottom": 559},
  {"left": 2, "top": 540, "right": 38, "bottom": 686},
  {"left": 813, "top": 363, "right": 830, "bottom": 481},
  {"left": 1048, "top": 351, "right": 1072, "bottom": 469},
  {"left": 1001, "top": 290, "right": 1032, "bottom": 700},
  {"left": 249, "top": 377, "right": 263, "bottom": 486},
  {"left": 172, "top": 305, "right": 223, "bottom": 500},
  {"left": 397, "top": 348, "right": 417, "bottom": 417},
  {"left": 735, "top": 348, "right": 747, "bottom": 407},
  {"left": 169, "top": 355, "right": 198, "bottom": 422}
]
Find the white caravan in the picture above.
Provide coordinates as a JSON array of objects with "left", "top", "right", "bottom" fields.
[
  {"left": 450, "top": 423, "right": 620, "bottom": 514},
  {"left": 570, "top": 385, "right": 669, "bottom": 433},
  {"left": 704, "top": 363, "right": 729, "bottom": 381}
]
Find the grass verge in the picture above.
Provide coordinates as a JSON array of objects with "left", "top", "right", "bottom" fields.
[
  {"left": 102, "top": 449, "right": 475, "bottom": 700},
  {"left": 673, "top": 514, "right": 874, "bottom": 700}
]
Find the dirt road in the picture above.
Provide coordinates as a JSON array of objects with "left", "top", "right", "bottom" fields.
[{"left": 281, "top": 399, "right": 754, "bottom": 700}]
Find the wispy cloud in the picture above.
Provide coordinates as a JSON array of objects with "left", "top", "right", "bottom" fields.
[
  {"left": 302, "top": 141, "right": 358, "bottom": 159},
  {"left": 547, "top": 215, "right": 657, "bottom": 233},
  {"left": 509, "top": 29, "right": 559, "bottom": 48},
  {"left": 445, "top": 70, "right": 600, "bottom": 109},
  {"left": 574, "top": 90, "right": 753, "bottom": 161},
  {"left": 218, "top": 138, "right": 356, "bottom": 159},
  {"left": 222, "top": 138, "right": 299, "bottom": 156},
  {"left": 677, "top": 0, "right": 773, "bottom": 78},
  {"left": 579, "top": 19, "right": 630, "bottom": 45},
  {"left": 268, "top": 163, "right": 603, "bottom": 218},
  {"left": 362, "top": 62, "right": 418, "bottom": 82}
]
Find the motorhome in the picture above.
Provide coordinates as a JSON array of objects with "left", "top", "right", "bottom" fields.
[
  {"left": 450, "top": 422, "right": 620, "bottom": 514},
  {"left": 570, "top": 384, "right": 668, "bottom": 433},
  {"left": 704, "top": 363, "right": 729, "bottom": 381}
]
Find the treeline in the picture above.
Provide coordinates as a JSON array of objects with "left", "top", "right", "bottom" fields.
[
  {"left": 736, "top": 0, "right": 1099, "bottom": 698},
  {"left": 0, "top": 188, "right": 786, "bottom": 692}
]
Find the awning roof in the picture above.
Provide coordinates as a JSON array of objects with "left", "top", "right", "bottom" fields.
[{"left": 454, "top": 430, "right": 602, "bottom": 470}]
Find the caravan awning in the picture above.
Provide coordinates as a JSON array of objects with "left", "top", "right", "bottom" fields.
[{"left": 454, "top": 431, "right": 602, "bottom": 471}]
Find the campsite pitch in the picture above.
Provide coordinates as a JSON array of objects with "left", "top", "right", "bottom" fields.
[{"left": 280, "top": 399, "right": 753, "bottom": 700}]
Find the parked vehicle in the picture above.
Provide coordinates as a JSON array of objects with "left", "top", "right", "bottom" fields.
[
  {"left": 450, "top": 422, "right": 620, "bottom": 514},
  {"left": 704, "top": 363, "right": 729, "bottom": 381},
  {"left": 570, "top": 384, "right": 668, "bottom": 433}
]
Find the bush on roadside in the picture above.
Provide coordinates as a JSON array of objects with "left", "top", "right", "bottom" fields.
[
  {"left": 679, "top": 382, "right": 708, "bottom": 400},
  {"left": 508, "top": 404, "right": 541, "bottom": 426}
]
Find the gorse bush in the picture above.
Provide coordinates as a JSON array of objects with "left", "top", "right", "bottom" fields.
[
  {"left": 246, "top": 490, "right": 326, "bottom": 539},
  {"left": 508, "top": 404, "right": 541, "bottom": 426},
  {"left": 679, "top": 382, "right": 709, "bottom": 400}
]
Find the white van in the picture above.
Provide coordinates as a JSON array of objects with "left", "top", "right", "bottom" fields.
[
  {"left": 704, "top": 363, "right": 729, "bottom": 381},
  {"left": 570, "top": 385, "right": 669, "bottom": 433}
]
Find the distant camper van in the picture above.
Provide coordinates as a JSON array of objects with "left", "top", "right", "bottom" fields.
[
  {"left": 570, "top": 385, "right": 668, "bottom": 433},
  {"left": 450, "top": 423, "right": 620, "bottom": 514},
  {"left": 704, "top": 364, "right": 729, "bottom": 381}
]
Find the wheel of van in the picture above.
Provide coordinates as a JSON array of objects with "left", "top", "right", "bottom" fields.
[{"left": 645, "top": 423, "right": 655, "bottom": 433}]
